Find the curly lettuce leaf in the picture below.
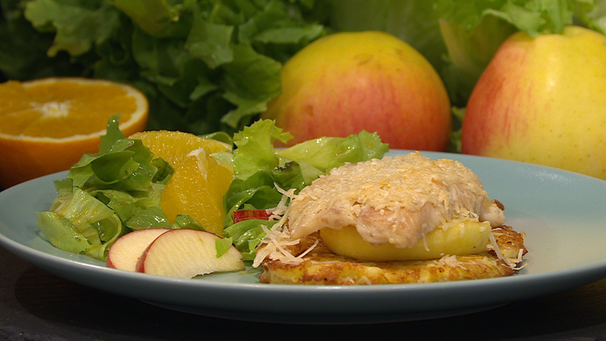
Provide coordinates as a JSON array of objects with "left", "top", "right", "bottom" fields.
[
  {"left": 66, "top": 119, "right": 164, "bottom": 192},
  {"left": 228, "top": 119, "right": 387, "bottom": 195},
  {"left": 106, "top": 0, "right": 179, "bottom": 37},
  {"left": 37, "top": 188, "right": 126, "bottom": 260},
  {"left": 36, "top": 114, "right": 174, "bottom": 261},
  {"left": 91, "top": 188, "right": 171, "bottom": 231},
  {"left": 277, "top": 130, "right": 389, "bottom": 173},
  {"left": 231, "top": 119, "right": 293, "bottom": 180},
  {"left": 24, "top": 0, "right": 120, "bottom": 57},
  {"left": 578, "top": 0, "right": 606, "bottom": 34},
  {"left": 435, "top": 0, "right": 596, "bottom": 36}
]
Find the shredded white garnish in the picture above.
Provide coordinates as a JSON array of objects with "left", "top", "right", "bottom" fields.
[
  {"left": 434, "top": 255, "right": 469, "bottom": 270},
  {"left": 512, "top": 249, "right": 527, "bottom": 270},
  {"left": 266, "top": 183, "right": 295, "bottom": 220},
  {"left": 252, "top": 222, "right": 319, "bottom": 268},
  {"left": 252, "top": 184, "right": 318, "bottom": 268},
  {"left": 487, "top": 230, "right": 510, "bottom": 267},
  {"left": 252, "top": 225, "right": 292, "bottom": 268},
  {"left": 296, "top": 238, "right": 320, "bottom": 259}
]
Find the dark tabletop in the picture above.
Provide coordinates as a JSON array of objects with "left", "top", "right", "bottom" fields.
[{"left": 1, "top": 244, "right": 606, "bottom": 341}]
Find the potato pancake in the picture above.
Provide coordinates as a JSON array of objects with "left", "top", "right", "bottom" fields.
[{"left": 259, "top": 225, "right": 526, "bottom": 285}]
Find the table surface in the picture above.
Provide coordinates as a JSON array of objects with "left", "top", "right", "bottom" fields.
[{"left": 1, "top": 245, "right": 606, "bottom": 341}]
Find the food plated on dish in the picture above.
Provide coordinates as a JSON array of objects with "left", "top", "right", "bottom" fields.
[
  {"left": 33, "top": 118, "right": 527, "bottom": 285},
  {"left": 3, "top": 145, "right": 606, "bottom": 322},
  {"left": 255, "top": 152, "right": 526, "bottom": 285}
]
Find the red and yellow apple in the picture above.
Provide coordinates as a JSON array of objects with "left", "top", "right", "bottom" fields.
[
  {"left": 262, "top": 31, "right": 451, "bottom": 151},
  {"left": 462, "top": 25, "right": 606, "bottom": 180}
]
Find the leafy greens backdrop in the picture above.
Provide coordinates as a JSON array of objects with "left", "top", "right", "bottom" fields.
[{"left": 2, "top": 0, "right": 605, "bottom": 143}]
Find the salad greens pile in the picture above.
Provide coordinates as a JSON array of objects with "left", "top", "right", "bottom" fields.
[
  {"left": 36, "top": 117, "right": 388, "bottom": 261},
  {"left": 3, "top": 0, "right": 606, "bottom": 146},
  {"left": 36, "top": 114, "right": 214, "bottom": 260}
]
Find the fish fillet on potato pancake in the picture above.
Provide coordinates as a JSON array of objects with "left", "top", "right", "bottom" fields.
[
  {"left": 287, "top": 152, "right": 506, "bottom": 248},
  {"left": 253, "top": 152, "right": 527, "bottom": 285}
]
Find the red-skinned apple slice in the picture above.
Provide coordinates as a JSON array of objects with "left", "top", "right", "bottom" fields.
[
  {"left": 136, "top": 229, "right": 245, "bottom": 278},
  {"left": 233, "top": 209, "right": 272, "bottom": 223},
  {"left": 107, "top": 228, "right": 170, "bottom": 271}
]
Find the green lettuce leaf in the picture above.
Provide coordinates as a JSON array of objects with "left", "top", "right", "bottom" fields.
[
  {"left": 106, "top": 0, "right": 180, "bottom": 37},
  {"left": 224, "top": 219, "right": 279, "bottom": 261},
  {"left": 578, "top": 0, "right": 606, "bottom": 34},
  {"left": 36, "top": 212, "right": 92, "bottom": 254},
  {"left": 277, "top": 130, "right": 389, "bottom": 173},
  {"left": 91, "top": 188, "right": 171, "bottom": 230},
  {"left": 172, "top": 214, "right": 206, "bottom": 231},
  {"left": 434, "top": 0, "right": 595, "bottom": 36},
  {"left": 223, "top": 170, "right": 288, "bottom": 227},
  {"left": 215, "top": 236, "right": 235, "bottom": 258},
  {"left": 37, "top": 188, "right": 126, "bottom": 260},
  {"left": 219, "top": 43, "right": 283, "bottom": 127},
  {"left": 24, "top": 0, "right": 120, "bottom": 57},
  {"left": 231, "top": 119, "right": 293, "bottom": 180}
]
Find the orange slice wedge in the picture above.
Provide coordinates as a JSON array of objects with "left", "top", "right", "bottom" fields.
[{"left": 131, "top": 130, "right": 233, "bottom": 236}]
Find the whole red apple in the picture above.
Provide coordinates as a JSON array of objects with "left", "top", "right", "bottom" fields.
[
  {"left": 462, "top": 25, "right": 606, "bottom": 180},
  {"left": 261, "top": 31, "right": 451, "bottom": 150}
]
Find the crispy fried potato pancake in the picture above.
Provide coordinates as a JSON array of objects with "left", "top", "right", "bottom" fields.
[{"left": 259, "top": 226, "right": 526, "bottom": 285}]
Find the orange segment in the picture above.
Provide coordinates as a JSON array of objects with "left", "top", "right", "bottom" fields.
[
  {"left": 129, "top": 130, "right": 231, "bottom": 168},
  {"left": 132, "top": 130, "right": 234, "bottom": 236},
  {"left": 0, "top": 77, "right": 149, "bottom": 188},
  {"left": 160, "top": 148, "right": 233, "bottom": 236}
]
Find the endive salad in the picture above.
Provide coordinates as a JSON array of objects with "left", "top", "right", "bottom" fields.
[{"left": 36, "top": 115, "right": 388, "bottom": 262}]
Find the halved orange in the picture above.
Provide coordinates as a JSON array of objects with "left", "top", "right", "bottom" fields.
[{"left": 0, "top": 77, "right": 148, "bottom": 189}]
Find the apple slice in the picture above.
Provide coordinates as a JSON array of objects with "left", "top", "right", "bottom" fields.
[
  {"left": 107, "top": 228, "right": 171, "bottom": 271},
  {"left": 233, "top": 209, "right": 272, "bottom": 223},
  {"left": 136, "top": 229, "right": 245, "bottom": 278}
]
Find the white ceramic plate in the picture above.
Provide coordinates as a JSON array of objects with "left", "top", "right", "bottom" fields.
[{"left": 1, "top": 150, "right": 606, "bottom": 324}]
